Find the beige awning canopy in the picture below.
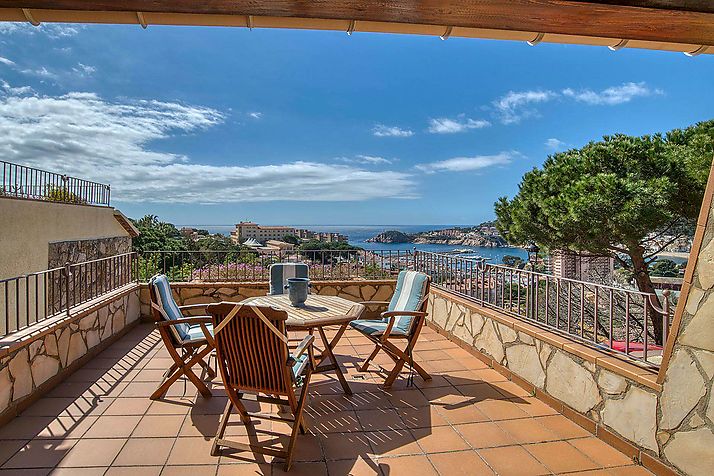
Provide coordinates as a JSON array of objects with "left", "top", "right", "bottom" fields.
[{"left": 1, "top": 1, "right": 713, "bottom": 55}]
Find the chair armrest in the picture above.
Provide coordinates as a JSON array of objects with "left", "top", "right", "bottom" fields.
[
  {"left": 178, "top": 303, "right": 212, "bottom": 310},
  {"left": 292, "top": 334, "right": 315, "bottom": 359},
  {"left": 379, "top": 310, "right": 428, "bottom": 342},
  {"left": 380, "top": 310, "right": 428, "bottom": 319},
  {"left": 157, "top": 316, "right": 215, "bottom": 346},
  {"left": 359, "top": 301, "right": 391, "bottom": 306},
  {"left": 288, "top": 334, "right": 315, "bottom": 378},
  {"left": 156, "top": 316, "right": 212, "bottom": 327}
]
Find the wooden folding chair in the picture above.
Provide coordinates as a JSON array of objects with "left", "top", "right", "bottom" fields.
[
  {"left": 148, "top": 274, "right": 216, "bottom": 400},
  {"left": 206, "top": 302, "right": 315, "bottom": 471},
  {"left": 349, "top": 270, "right": 432, "bottom": 388}
]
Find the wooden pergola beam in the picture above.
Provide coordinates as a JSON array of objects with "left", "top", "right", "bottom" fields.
[{"left": 1, "top": 1, "right": 713, "bottom": 50}]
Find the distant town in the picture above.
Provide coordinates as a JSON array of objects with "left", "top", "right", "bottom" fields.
[
  {"left": 180, "top": 221, "right": 348, "bottom": 253},
  {"left": 177, "top": 220, "right": 694, "bottom": 292}
]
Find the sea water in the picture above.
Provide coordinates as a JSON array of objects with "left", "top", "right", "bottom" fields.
[{"left": 179, "top": 224, "right": 528, "bottom": 264}]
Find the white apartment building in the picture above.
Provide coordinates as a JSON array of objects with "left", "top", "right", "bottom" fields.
[{"left": 231, "top": 221, "right": 296, "bottom": 244}]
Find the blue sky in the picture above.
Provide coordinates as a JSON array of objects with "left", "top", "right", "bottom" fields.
[{"left": 0, "top": 22, "right": 712, "bottom": 226}]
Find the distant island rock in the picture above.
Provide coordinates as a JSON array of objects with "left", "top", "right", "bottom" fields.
[
  {"left": 366, "top": 230, "right": 413, "bottom": 243},
  {"left": 366, "top": 223, "right": 509, "bottom": 248}
]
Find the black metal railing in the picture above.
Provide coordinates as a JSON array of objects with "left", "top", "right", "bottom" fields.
[
  {"left": 1, "top": 160, "right": 111, "bottom": 206},
  {"left": 414, "top": 250, "right": 672, "bottom": 367},
  {"left": 139, "top": 249, "right": 414, "bottom": 282},
  {"left": 1, "top": 253, "right": 137, "bottom": 338}
]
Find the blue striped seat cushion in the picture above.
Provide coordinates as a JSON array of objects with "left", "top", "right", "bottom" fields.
[
  {"left": 349, "top": 319, "right": 408, "bottom": 336},
  {"left": 182, "top": 323, "right": 214, "bottom": 344},
  {"left": 291, "top": 353, "right": 309, "bottom": 380},
  {"left": 269, "top": 263, "right": 309, "bottom": 295},
  {"left": 350, "top": 270, "right": 428, "bottom": 337},
  {"left": 385, "top": 270, "right": 429, "bottom": 335},
  {"left": 150, "top": 274, "right": 190, "bottom": 342}
]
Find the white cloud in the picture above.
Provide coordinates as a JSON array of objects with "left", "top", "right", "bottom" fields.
[
  {"left": 20, "top": 66, "right": 59, "bottom": 80},
  {"left": 9, "top": 61, "right": 97, "bottom": 82},
  {"left": 416, "top": 152, "right": 517, "bottom": 173},
  {"left": 493, "top": 90, "right": 557, "bottom": 124},
  {"left": 0, "top": 80, "right": 33, "bottom": 95},
  {"left": 338, "top": 155, "right": 393, "bottom": 165},
  {"left": 0, "top": 56, "right": 16, "bottom": 67},
  {"left": 0, "top": 22, "right": 81, "bottom": 39},
  {"left": 562, "top": 82, "right": 661, "bottom": 105},
  {"left": 545, "top": 138, "right": 567, "bottom": 151},
  {"left": 492, "top": 82, "right": 662, "bottom": 124},
  {"left": 427, "top": 117, "right": 491, "bottom": 134},
  {"left": 372, "top": 124, "right": 414, "bottom": 138},
  {"left": 248, "top": 112, "right": 262, "bottom": 119},
  {"left": 0, "top": 88, "right": 416, "bottom": 203},
  {"left": 72, "top": 63, "right": 96, "bottom": 77}
]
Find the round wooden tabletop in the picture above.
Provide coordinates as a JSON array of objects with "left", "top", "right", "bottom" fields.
[{"left": 242, "top": 294, "right": 366, "bottom": 330}]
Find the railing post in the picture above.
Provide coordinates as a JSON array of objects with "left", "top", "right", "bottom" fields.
[
  {"left": 63, "top": 261, "right": 71, "bottom": 317},
  {"left": 662, "top": 289, "right": 671, "bottom": 345}
]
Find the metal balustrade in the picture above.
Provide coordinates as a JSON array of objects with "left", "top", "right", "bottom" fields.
[
  {"left": 1, "top": 253, "right": 137, "bottom": 337},
  {"left": 1, "top": 160, "right": 111, "bottom": 206},
  {"left": 414, "top": 250, "right": 672, "bottom": 367}
]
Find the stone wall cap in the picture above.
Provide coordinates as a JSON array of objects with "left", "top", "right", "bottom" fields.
[{"left": 139, "top": 279, "right": 397, "bottom": 288}]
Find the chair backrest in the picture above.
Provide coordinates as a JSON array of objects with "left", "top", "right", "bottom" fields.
[
  {"left": 149, "top": 274, "right": 189, "bottom": 343},
  {"left": 269, "top": 263, "right": 309, "bottom": 295},
  {"left": 207, "top": 302, "right": 293, "bottom": 395},
  {"left": 386, "top": 270, "right": 431, "bottom": 335}
]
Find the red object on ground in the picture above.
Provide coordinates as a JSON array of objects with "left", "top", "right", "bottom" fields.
[{"left": 611, "top": 341, "right": 663, "bottom": 352}]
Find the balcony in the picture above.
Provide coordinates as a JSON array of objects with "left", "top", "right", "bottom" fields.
[
  {"left": 0, "top": 321, "right": 651, "bottom": 475},
  {"left": 0, "top": 249, "right": 685, "bottom": 475}
]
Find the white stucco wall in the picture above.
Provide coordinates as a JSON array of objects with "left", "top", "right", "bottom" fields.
[{"left": 0, "top": 197, "right": 130, "bottom": 279}]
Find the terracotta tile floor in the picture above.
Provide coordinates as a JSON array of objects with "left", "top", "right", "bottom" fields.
[{"left": 0, "top": 323, "right": 654, "bottom": 475}]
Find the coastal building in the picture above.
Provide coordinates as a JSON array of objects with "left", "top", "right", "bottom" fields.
[
  {"left": 179, "top": 227, "right": 209, "bottom": 241},
  {"left": 651, "top": 276, "right": 684, "bottom": 291},
  {"left": 233, "top": 222, "right": 348, "bottom": 245},
  {"left": 314, "top": 232, "right": 348, "bottom": 243},
  {"left": 265, "top": 240, "right": 294, "bottom": 251},
  {"left": 230, "top": 221, "right": 296, "bottom": 244},
  {"left": 294, "top": 228, "right": 348, "bottom": 243},
  {"left": 549, "top": 249, "right": 615, "bottom": 284}
]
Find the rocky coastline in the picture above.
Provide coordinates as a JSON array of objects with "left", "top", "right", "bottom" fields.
[{"left": 366, "top": 223, "right": 508, "bottom": 248}]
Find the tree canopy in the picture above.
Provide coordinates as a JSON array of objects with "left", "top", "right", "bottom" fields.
[
  {"left": 495, "top": 120, "right": 714, "bottom": 343},
  {"left": 131, "top": 215, "right": 186, "bottom": 252},
  {"left": 496, "top": 121, "right": 712, "bottom": 256}
]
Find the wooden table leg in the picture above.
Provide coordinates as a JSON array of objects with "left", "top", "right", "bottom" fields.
[
  {"left": 315, "top": 323, "right": 348, "bottom": 367},
  {"left": 316, "top": 325, "right": 352, "bottom": 395}
]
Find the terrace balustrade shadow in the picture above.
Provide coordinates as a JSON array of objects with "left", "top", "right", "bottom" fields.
[
  {"left": 0, "top": 326, "right": 160, "bottom": 468},
  {"left": 0, "top": 322, "right": 654, "bottom": 475}
]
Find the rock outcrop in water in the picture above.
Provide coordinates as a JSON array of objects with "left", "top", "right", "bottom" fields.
[
  {"left": 366, "top": 230, "right": 413, "bottom": 243},
  {"left": 366, "top": 223, "right": 508, "bottom": 247}
]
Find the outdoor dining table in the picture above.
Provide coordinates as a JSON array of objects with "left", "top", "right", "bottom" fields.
[{"left": 241, "top": 294, "right": 366, "bottom": 395}]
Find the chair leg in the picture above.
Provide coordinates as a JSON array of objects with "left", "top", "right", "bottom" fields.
[
  {"left": 151, "top": 365, "right": 185, "bottom": 400},
  {"left": 197, "top": 356, "right": 216, "bottom": 379},
  {"left": 410, "top": 360, "right": 432, "bottom": 381},
  {"left": 225, "top": 386, "right": 252, "bottom": 424},
  {"left": 383, "top": 359, "right": 406, "bottom": 388},
  {"left": 211, "top": 400, "right": 234, "bottom": 456},
  {"left": 152, "top": 346, "right": 213, "bottom": 400},
  {"left": 380, "top": 340, "right": 431, "bottom": 388},
  {"left": 182, "top": 349, "right": 213, "bottom": 398},
  {"left": 285, "top": 371, "right": 312, "bottom": 472},
  {"left": 359, "top": 344, "right": 381, "bottom": 372}
]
